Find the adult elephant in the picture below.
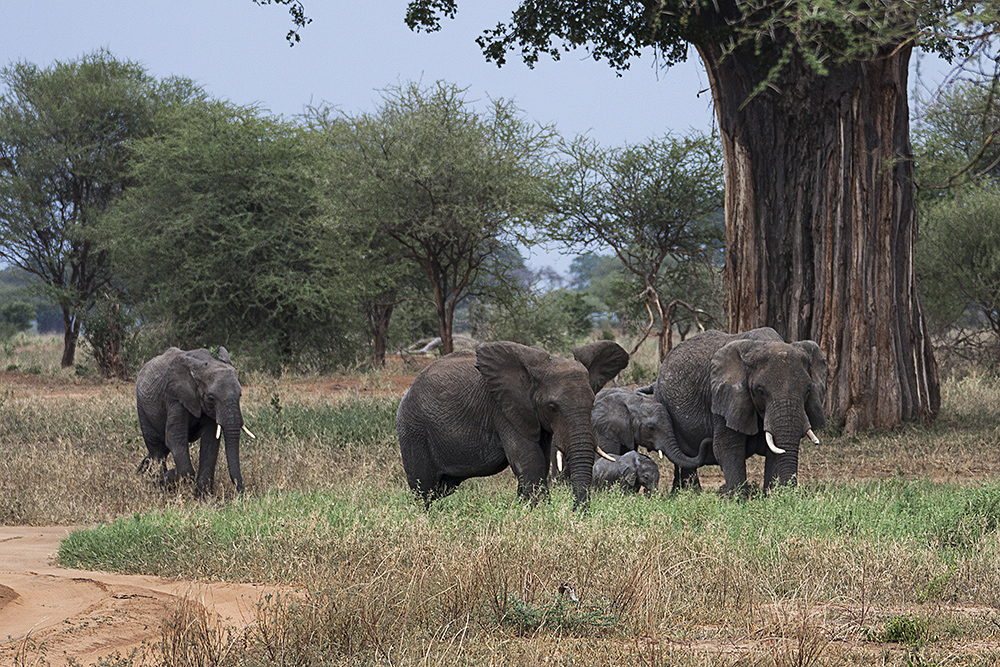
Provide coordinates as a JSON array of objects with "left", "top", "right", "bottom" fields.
[
  {"left": 136, "top": 347, "right": 254, "bottom": 495},
  {"left": 650, "top": 327, "right": 827, "bottom": 496},
  {"left": 396, "top": 340, "right": 629, "bottom": 509}
]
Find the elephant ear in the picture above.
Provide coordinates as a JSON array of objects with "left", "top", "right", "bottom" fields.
[
  {"left": 572, "top": 341, "right": 630, "bottom": 394},
  {"left": 476, "top": 342, "right": 548, "bottom": 441},
  {"left": 710, "top": 340, "right": 759, "bottom": 435},
  {"left": 793, "top": 340, "right": 828, "bottom": 430},
  {"left": 165, "top": 354, "right": 204, "bottom": 418}
]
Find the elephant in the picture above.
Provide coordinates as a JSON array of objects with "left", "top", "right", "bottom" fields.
[
  {"left": 591, "top": 386, "right": 711, "bottom": 467},
  {"left": 135, "top": 347, "right": 254, "bottom": 495},
  {"left": 396, "top": 340, "right": 630, "bottom": 509},
  {"left": 650, "top": 327, "right": 827, "bottom": 496},
  {"left": 592, "top": 450, "right": 660, "bottom": 494}
]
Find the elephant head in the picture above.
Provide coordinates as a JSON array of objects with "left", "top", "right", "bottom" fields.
[
  {"left": 166, "top": 347, "right": 249, "bottom": 492},
  {"left": 710, "top": 338, "right": 828, "bottom": 488},
  {"left": 628, "top": 390, "right": 712, "bottom": 469},
  {"left": 475, "top": 340, "right": 629, "bottom": 508}
]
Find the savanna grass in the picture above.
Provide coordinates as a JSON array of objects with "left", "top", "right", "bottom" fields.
[{"left": 7, "top": 339, "right": 1000, "bottom": 664}]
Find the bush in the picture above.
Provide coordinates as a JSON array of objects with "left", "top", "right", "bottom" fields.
[{"left": 0, "top": 300, "right": 34, "bottom": 341}]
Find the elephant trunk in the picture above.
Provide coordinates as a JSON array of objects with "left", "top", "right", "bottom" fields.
[
  {"left": 763, "top": 403, "right": 804, "bottom": 487},
  {"left": 218, "top": 406, "right": 245, "bottom": 493},
  {"left": 561, "top": 411, "right": 596, "bottom": 510},
  {"left": 652, "top": 419, "right": 710, "bottom": 469}
]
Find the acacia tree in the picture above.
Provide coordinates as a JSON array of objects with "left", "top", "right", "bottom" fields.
[
  {"left": 0, "top": 50, "right": 201, "bottom": 367},
  {"left": 546, "top": 132, "right": 724, "bottom": 362},
  {"left": 103, "top": 100, "right": 357, "bottom": 371},
  {"left": 328, "top": 81, "right": 553, "bottom": 356}
]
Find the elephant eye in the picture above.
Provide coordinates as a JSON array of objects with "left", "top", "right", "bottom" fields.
[{"left": 547, "top": 401, "right": 559, "bottom": 413}]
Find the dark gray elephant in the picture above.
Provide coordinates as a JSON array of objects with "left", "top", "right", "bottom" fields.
[
  {"left": 135, "top": 347, "right": 254, "bottom": 495},
  {"left": 591, "top": 387, "right": 711, "bottom": 466},
  {"left": 651, "top": 328, "right": 827, "bottom": 496},
  {"left": 592, "top": 450, "right": 660, "bottom": 494},
  {"left": 396, "top": 340, "right": 629, "bottom": 509}
]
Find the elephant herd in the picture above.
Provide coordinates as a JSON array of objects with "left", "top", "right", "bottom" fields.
[
  {"left": 397, "top": 326, "right": 829, "bottom": 508},
  {"left": 132, "top": 327, "right": 828, "bottom": 508}
]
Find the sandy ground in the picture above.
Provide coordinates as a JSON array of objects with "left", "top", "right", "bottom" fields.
[
  {"left": 0, "top": 359, "right": 430, "bottom": 666},
  {"left": 0, "top": 526, "right": 285, "bottom": 666}
]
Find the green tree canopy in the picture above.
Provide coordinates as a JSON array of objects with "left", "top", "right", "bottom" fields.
[
  {"left": 325, "top": 80, "right": 555, "bottom": 355},
  {"left": 103, "top": 99, "right": 357, "bottom": 371},
  {"left": 917, "top": 187, "right": 1000, "bottom": 364},
  {"left": 546, "top": 131, "right": 724, "bottom": 360},
  {"left": 0, "top": 50, "right": 203, "bottom": 367}
]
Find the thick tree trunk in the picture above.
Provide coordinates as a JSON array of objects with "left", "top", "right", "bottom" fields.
[
  {"left": 60, "top": 307, "right": 78, "bottom": 369},
  {"left": 697, "top": 43, "right": 940, "bottom": 432},
  {"left": 367, "top": 301, "right": 395, "bottom": 367}
]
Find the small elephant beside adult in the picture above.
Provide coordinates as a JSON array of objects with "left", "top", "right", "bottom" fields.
[
  {"left": 396, "top": 340, "right": 630, "bottom": 509},
  {"left": 592, "top": 450, "right": 660, "bottom": 495},
  {"left": 135, "top": 346, "right": 255, "bottom": 496},
  {"left": 649, "top": 327, "right": 827, "bottom": 496},
  {"left": 590, "top": 386, "right": 711, "bottom": 466}
]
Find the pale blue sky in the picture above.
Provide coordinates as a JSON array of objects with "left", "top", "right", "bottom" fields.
[{"left": 2, "top": 2, "right": 719, "bottom": 274}]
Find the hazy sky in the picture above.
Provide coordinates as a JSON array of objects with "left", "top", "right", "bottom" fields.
[{"left": 2, "top": 2, "right": 718, "bottom": 273}]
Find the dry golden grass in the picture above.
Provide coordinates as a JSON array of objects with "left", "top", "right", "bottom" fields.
[{"left": 6, "top": 335, "right": 1000, "bottom": 666}]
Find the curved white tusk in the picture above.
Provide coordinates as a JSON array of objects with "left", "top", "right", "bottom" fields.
[
  {"left": 658, "top": 450, "right": 663, "bottom": 459},
  {"left": 596, "top": 446, "right": 616, "bottom": 462},
  {"left": 765, "top": 431, "right": 786, "bottom": 455},
  {"left": 242, "top": 425, "right": 257, "bottom": 439},
  {"left": 215, "top": 424, "right": 222, "bottom": 440},
  {"left": 556, "top": 450, "right": 564, "bottom": 472},
  {"left": 806, "top": 429, "right": 820, "bottom": 444}
]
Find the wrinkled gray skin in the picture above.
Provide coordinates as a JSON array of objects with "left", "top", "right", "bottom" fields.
[
  {"left": 651, "top": 328, "right": 828, "bottom": 496},
  {"left": 592, "top": 451, "right": 660, "bottom": 494},
  {"left": 396, "top": 340, "right": 630, "bottom": 509},
  {"left": 591, "top": 387, "right": 711, "bottom": 467},
  {"left": 136, "top": 347, "right": 246, "bottom": 496}
]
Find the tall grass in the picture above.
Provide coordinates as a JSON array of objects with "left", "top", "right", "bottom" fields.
[{"left": 6, "top": 344, "right": 1000, "bottom": 664}]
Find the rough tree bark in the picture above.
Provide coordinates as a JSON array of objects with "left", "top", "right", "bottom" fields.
[{"left": 697, "top": 42, "right": 940, "bottom": 432}]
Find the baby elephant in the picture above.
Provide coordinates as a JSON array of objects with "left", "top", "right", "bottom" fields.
[{"left": 592, "top": 451, "right": 660, "bottom": 494}]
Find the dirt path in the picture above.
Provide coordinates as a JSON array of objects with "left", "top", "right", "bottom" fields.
[
  {"left": 0, "top": 528, "right": 284, "bottom": 666},
  {"left": 0, "top": 364, "right": 426, "bottom": 666}
]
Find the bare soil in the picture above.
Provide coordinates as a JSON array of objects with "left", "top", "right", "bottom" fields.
[
  {"left": 0, "top": 526, "right": 289, "bottom": 666},
  {"left": 0, "top": 368, "right": 419, "bottom": 667}
]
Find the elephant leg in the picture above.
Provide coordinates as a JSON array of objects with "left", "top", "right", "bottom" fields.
[
  {"left": 196, "top": 427, "right": 220, "bottom": 496},
  {"left": 671, "top": 465, "right": 701, "bottom": 492},
  {"left": 503, "top": 434, "right": 549, "bottom": 503},
  {"left": 762, "top": 453, "right": 778, "bottom": 493},
  {"left": 137, "top": 415, "right": 169, "bottom": 475},
  {"left": 165, "top": 406, "right": 196, "bottom": 483},
  {"left": 712, "top": 422, "right": 750, "bottom": 499}
]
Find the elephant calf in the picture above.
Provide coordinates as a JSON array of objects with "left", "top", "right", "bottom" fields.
[
  {"left": 136, "top": 346, "right": 254, "bottom": 495},
  {"left": 591, "top": 386, "right": 711, "bottom": 467},
  {"left": 592, "top": 451, "right": 660, "bottom": 494}
]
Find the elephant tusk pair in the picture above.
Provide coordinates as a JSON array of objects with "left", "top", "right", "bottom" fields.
[
  {"left": 214, "top": 424, "right": 258, "bottom": 440},
  {"left": 765, "top": 432, "right": 786, "bottom": 455},
  {"left": 764, "top": 429, "right": 820, "bottom": 455}
]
